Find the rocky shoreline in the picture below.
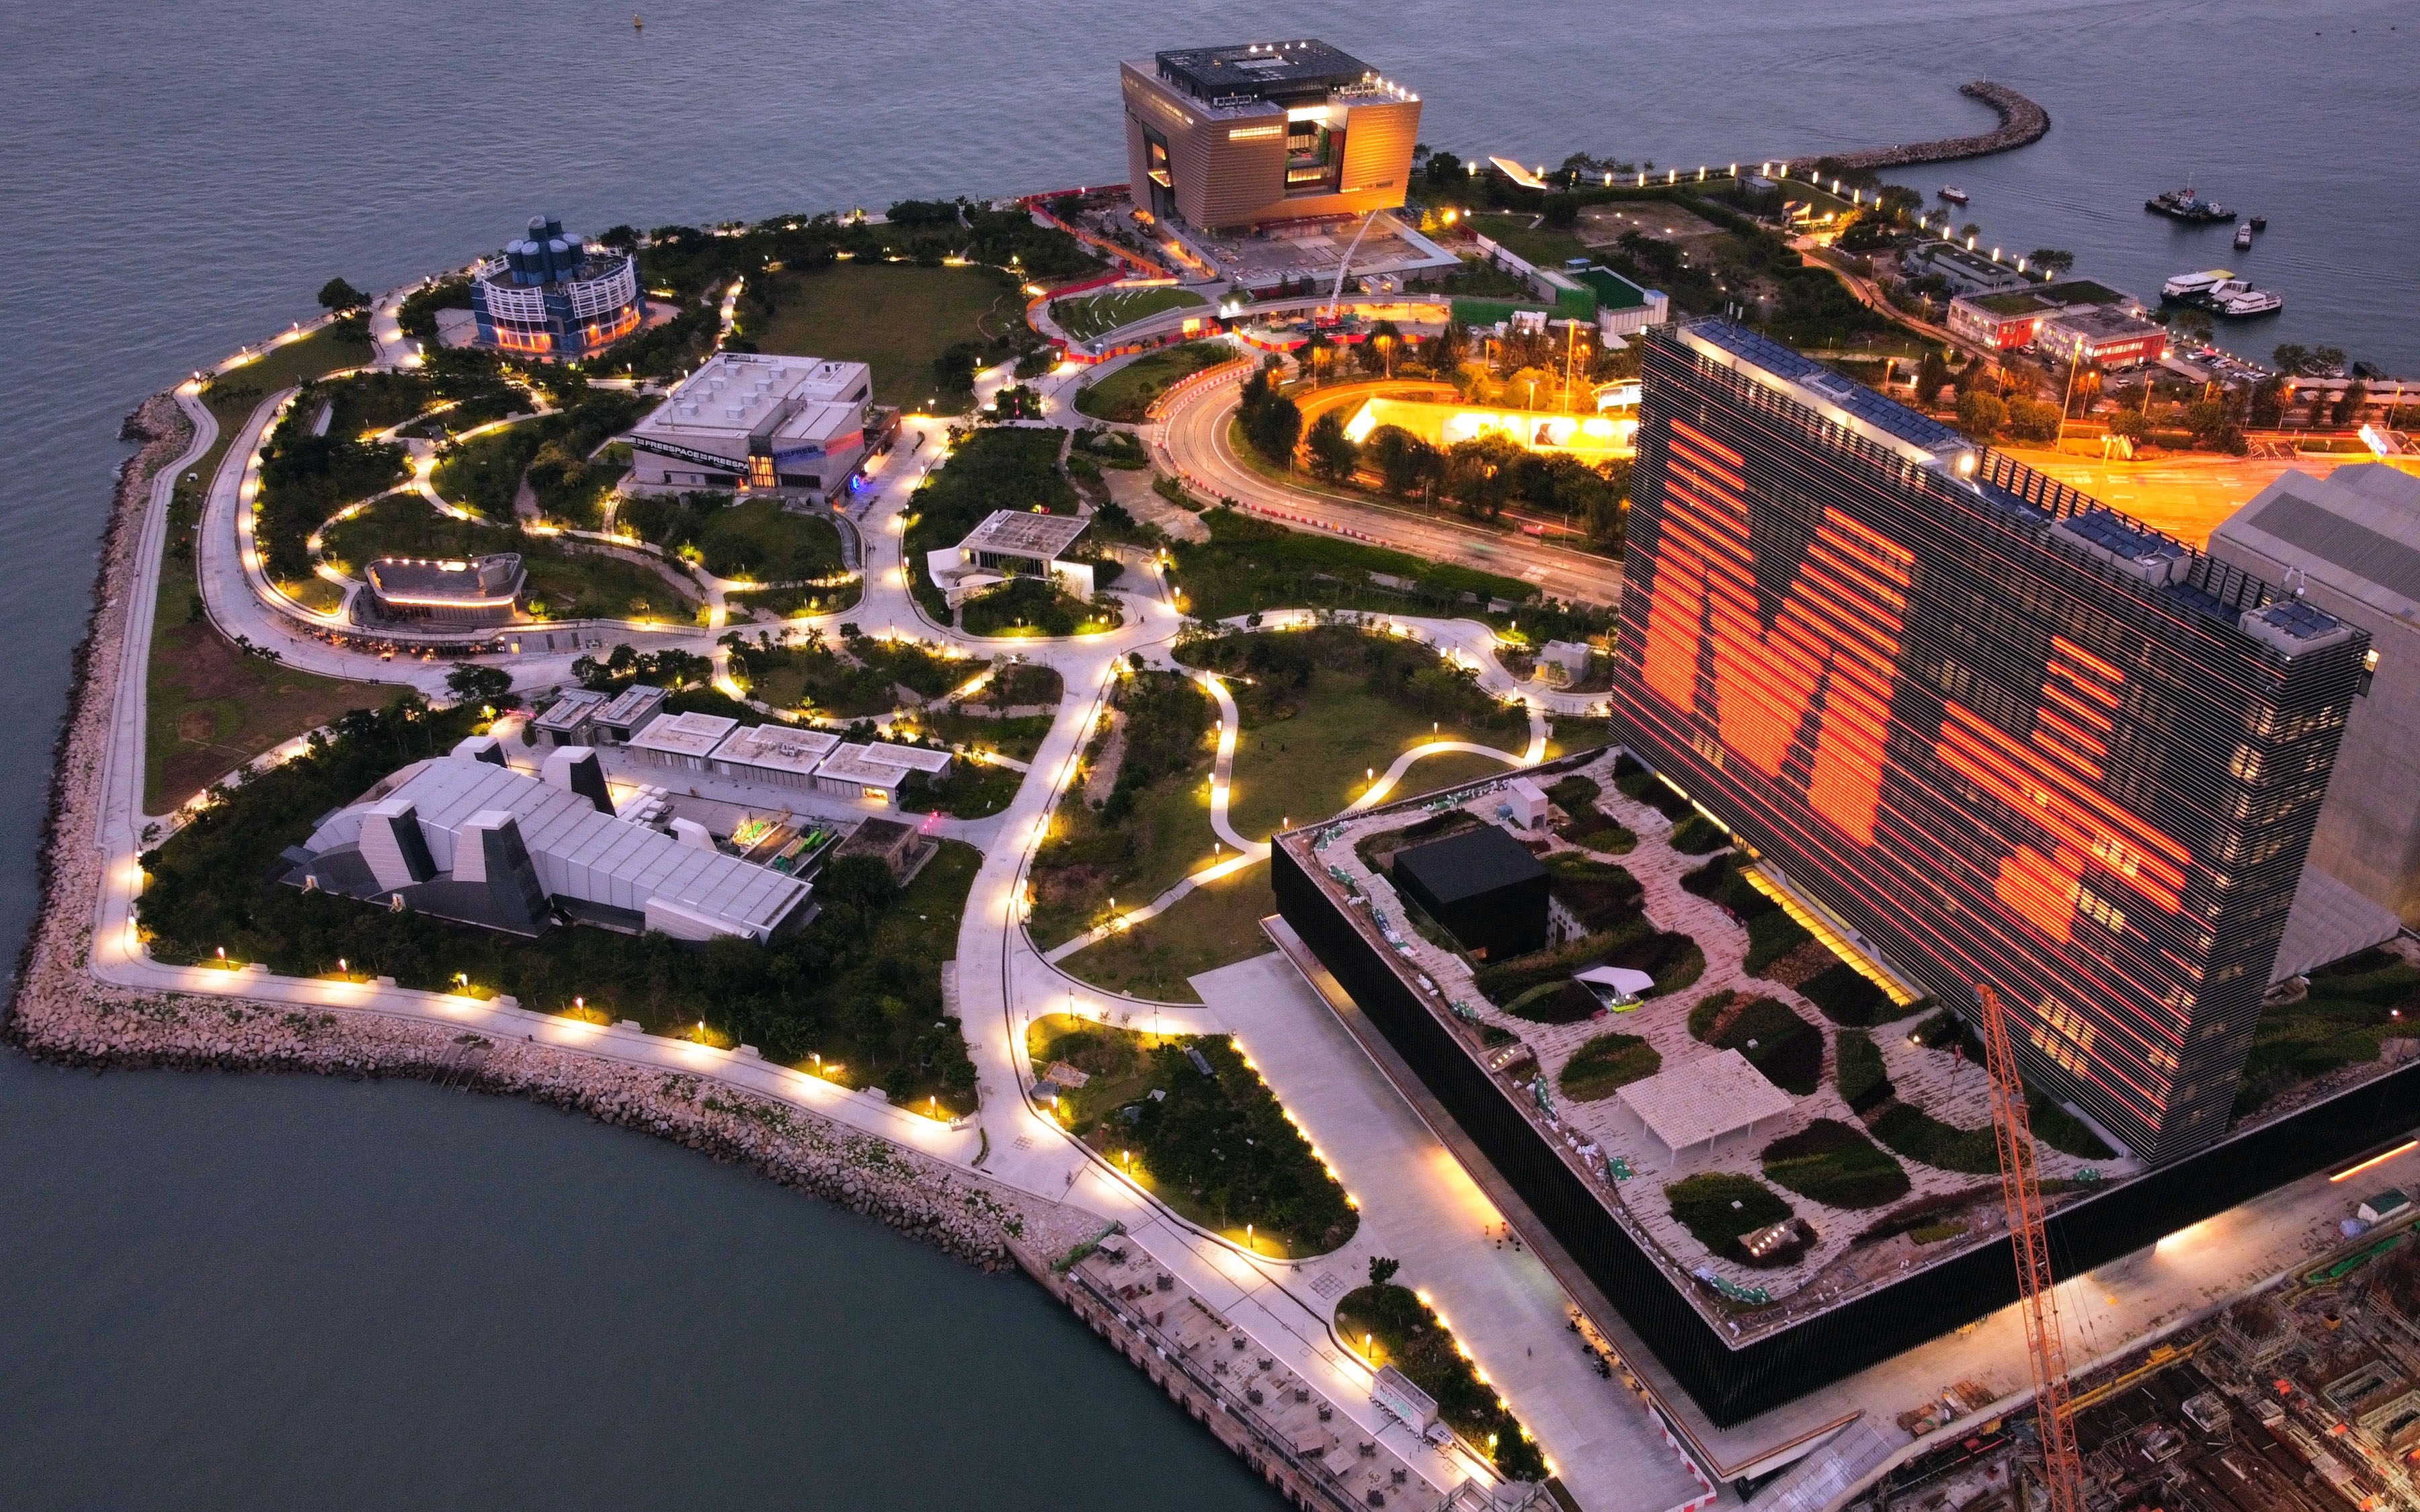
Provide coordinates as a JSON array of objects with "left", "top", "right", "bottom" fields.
[{"left": 3, "top": 389, "right": 1097, "bottom": 1274}]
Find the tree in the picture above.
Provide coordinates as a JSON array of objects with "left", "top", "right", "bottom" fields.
[
  {"left": 1442, "top": 434, "right": 1524, "bottom": 519},
  {"left": 2331, "top": 381, "right": 2370, "bottom": 428},
  {"left": 1914, "top": 351, "right": 1953, "bottom": 407},
  {"left": 2271, "top": 343, "right": 2311, "bottom": 377},
  {"left": 2105, "top": 409, "right": 2150, "bottom": 443},
  {"left": 2027, "top": 248, "right": 2076, "bottom": 278},
  {"left": 2005, "top": 397, "right": 2063, "bottom": 444},
  {"left": 1541, "top": 196, "right": 1580, "bottom": 230},
  {"left": 1367, "top": 1255, "right": 1401, "bottom": 1288},
  {"left": 316, "top": 277, "right": 368, "bottom": 313},
  {"left": 1363, "top": 425, "right": 1439, "bottom": 499},
  {"left": 596, "top": 224, "right": 641, "bottom": 251},
  {"left": 2183, "top": 398, "right": 2246, "bottom": 454},
  {"left": 1240, "top": 390, "right": 1302, "bottom": 463},
  {"left": 2249, "top": 376, "right": 2287, "bottom": 428},
  {"left": 1424, "top": 151, "right": 1464, "bottom": 186},
  {"left": 1955, "top": 389, "right": 2009, "bottom": 442},
  {"left": 1305, "top": 409, "right": 1360, "bottom": 483},
  {"left": 932, "top": 341, "right": 981, "bottom": 394},
  {"left": 444, "top": 662, "right": 514, "bottom": 706}
]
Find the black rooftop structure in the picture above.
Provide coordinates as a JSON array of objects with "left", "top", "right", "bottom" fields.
[
  {"left": 1154, "top": 40, "right": 1377, "bottom": 107},
  {"left": 1390, "top": 825, "right": 1549, "bottom": 962}
]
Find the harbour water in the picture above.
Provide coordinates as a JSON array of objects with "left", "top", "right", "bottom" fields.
[{"left": 3, "top": 0, "right": 2415, "bottom": 1503}]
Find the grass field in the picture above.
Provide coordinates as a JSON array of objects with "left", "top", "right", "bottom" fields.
[
  {"left": 1074, "top": 341, "right": 1234, "bottom": 422},
  {"left": 1057, "top": 863, "right": 1276, "bottom": 1004},
  {"left": 1054, "top": 286, "right": 1205, "bottom": 343},
  {"left": 522, "top": 548, "right": 701, "bottom": 624},
  {"left": 1226, "top": 667, "right": 1525, "bottom": 840},
  {"left": 147, "top": 323, "right": 384, "bottom": 812},
  {"left": 753, "top": 263, "right": 1020, "bottom": 412}
]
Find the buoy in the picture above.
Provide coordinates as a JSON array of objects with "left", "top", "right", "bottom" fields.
[{"left": 633, "top": 13, "right": 643, "bottom": 28}]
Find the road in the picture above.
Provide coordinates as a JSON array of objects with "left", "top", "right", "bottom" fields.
[
  {"left": 1155, "top": 364, "right": 1627, "bottom": 609},
  {"left": 1995, "top": 445, "right": 2351, "bottom": 546}
]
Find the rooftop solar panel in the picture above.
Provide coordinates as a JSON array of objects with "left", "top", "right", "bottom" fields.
[
  {"left": 2253, "top": 596, "right": 2345, "bottom": 641},
  {"left": 1681, "top": 320, "right": 1967, "bottom": 452},
  {"left": 2064, "top": 507, "right": 2184, "bottom": 562}
]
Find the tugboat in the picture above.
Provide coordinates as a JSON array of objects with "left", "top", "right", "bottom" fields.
[
  {"left": 2146, "top": 183, "right": 2236, "bottom": 223},
  {"left": 2234, "top": 222, "right": 2254, "bottom": 250},
  {"left": 2249, "top": 213, "right": 2269, "bottom": 230},
  {"left": 1937, "top": 185, "right": 1970, "bottom": 204}
]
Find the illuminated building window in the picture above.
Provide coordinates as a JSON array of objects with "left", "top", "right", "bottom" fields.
[{"left": 2074, "top": 885, "right": 2126, "bottom": 935}]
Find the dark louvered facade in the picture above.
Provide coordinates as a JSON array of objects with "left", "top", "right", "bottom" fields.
[{"left": 1612, "top": 321, "right": 2368, "bottom": 1165}]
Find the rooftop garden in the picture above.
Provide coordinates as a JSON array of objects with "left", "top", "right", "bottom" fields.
[
  {"left": 1051, "top": 286, "right": 1205, "bottom": 343},
  {"left": 1689, "top": 989, "right": 1822, "bottom": 1095},
  {"left": 1664, "top": 1171, "right": 1807, "bottom": 1268},
  {"left": 1559, "top": 1030, "right": 1660, "bottom": 1101},
  {"left": 1545, "top": 773, "right": 1635, "bottom": 854},
  {"left": 2235, "top": 946, "right": 2420, "bottom": 1118},
  {"left": 1335, "top": 1272, "right": 1547, "bottom": 1481},
  {"left": 1026, "top": 1016, "right": 1357, "bottom": 1256},
  {"left": 136, "top": 696, "right": 984, "bottom": 1114},
  {"left": 1759, "top": 1119, "right": 1910, "bottom": 1209}
]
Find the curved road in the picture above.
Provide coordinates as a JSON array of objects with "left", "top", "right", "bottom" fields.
[{"left": 1156, "top": 365, "right": 1627, "bottom": 609}]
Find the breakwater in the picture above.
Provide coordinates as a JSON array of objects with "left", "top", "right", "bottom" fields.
[{"left": 1822, "top": 80, "right": 2050, "bottom": 171}]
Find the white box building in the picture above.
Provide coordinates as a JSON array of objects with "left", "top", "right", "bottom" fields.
[{"left": 624, "top": 353, "right": 874, "bottom": 497}]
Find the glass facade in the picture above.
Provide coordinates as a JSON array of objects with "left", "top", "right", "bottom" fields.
[{"left": 1611, "top": 323, "right": 2367, "bottom": 1164}]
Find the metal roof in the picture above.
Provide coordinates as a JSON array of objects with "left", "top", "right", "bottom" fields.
[
  {"left": 1615, "top": 1049, "right": 1796, "bottom": 1152},
  {"left": 1153, "top": 40, "right": 1376, "bottom": 103},
  {"left": 306, "top": 757, "right": 809, "bottom": 936},
  {"left": 710, "top": 722, "right": 840, "bottom": 777},
  {"left": 1391, "top": 824, "right": 1545, "bottom": 906},
  {"left": 961, "top": 509, "right": 1089, "bottom": 562},
  {"left": 627, "top": 710, "right": 737, "bottom": 758}
]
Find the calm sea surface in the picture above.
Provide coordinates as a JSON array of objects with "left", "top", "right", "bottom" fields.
[{"left": 4, "top": 1, "right": 2414, "bottom": 1503}]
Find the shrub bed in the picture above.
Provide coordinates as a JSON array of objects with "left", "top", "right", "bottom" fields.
[
  {"left": 1760, "top": 1119, "right": 1911, "bottom": 1208},
  {"left": 1836, "top": 1030, "right": 1893, "bottom": 1111},
  {"left": 1664, "top": 1172, "right": 1806, "bottom": 1267},
  {"left": 1668, "top": 813, "right": 1731, "bottom": 854},
  {"left": 1560, "top": 1032, "right": 1660, "bottom": 1101},
  {"left": 1334, "top": 1283, "right": 1546, "bottom": 1480},
  {"left": 1868, "top": 1101, "right": 2001, "bottom": 1175},
  {"left": 1801, "top": 962, "right": 1892, "bottom": 1026},
  {"left": 1693, "top": 993, "right": 1822, "bottom": 1095}
]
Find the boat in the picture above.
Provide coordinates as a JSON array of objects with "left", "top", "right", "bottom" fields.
[
  {"left": 2234, "top": 222, "right": 2254, "bottom": 249},
  {"left": 2163, "top": 268, "right": 2234, "bottom": 301},
  {"left": 2249, "top": 214, "right": 2268, "bottom": 230},
  {"left": 2209, "top": 280, "right": 2283, "bottom": 317},
  {"left": 1937, "top": 185, "right": 1970, "bottom": 204},
  {"left": 2146, "top": 184, "right": 2236, "bottom": 223}
]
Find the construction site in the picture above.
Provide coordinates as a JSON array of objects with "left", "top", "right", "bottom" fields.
[{"left": 1858, "top": 1171, "right": 2420, "bottom": 1512}]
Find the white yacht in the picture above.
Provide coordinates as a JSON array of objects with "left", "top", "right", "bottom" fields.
[{"left": 2210, "top": 280, "right": 2283, "bottom": 317}]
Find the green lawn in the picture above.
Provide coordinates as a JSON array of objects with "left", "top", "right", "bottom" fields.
[
  {"left": 430, "top": 421, "right": 543, "bottom": 519},
  {"left": 319, "top": 493, "right": 508, "bottom": 574},
  {"left": 1056, "top": 863, "right": 1276, "bottom": 1004},
  {"left": 522, "top": 548, "right": 701, "bottom": 624},
  {"left": 2236, "top": 948, "right": 2420, "bottom": 1117},
  {"left": 694, "top": 499, "right": 846, "bottom": 583},
  {"left": 959, "top": 576, "right": 1120, "bottom": 638},
  {"left": 1464, "top": 213, "right": 1594, "bottom": 270},
  {"left": 147, "top": 323, "right": 383, "bottom": 812},
  {"left": 1074, "top": 341, "right": 1235, "bottom": 422},
  {"left": 752, "top": 262, "right": 1021, "bottom": 412},
  {"left": 1026, "top": 671, "right": 1217, "bottom": 950},
  {"left": 1054, "top": 286, "right": 1206, "bottom": 342},
  {"left": 1665, "top": 1172, "right": 1803, "bottom": 1265}
]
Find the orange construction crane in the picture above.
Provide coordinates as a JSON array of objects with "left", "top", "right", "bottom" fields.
[{"left": 1975, "top": 984, "right": 2087, "bottom": 1512}]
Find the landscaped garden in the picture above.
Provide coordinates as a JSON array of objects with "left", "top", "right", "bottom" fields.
[
  {"left": 1047, "top": 866, "right": 1277, "bottom": 1005},
  {"left": 1689, "top": 990, "right": 1823, "bottom": 1095},
  {"left": 1026, "top": 1015, "right": 1357, "bottom": 1256},
  {"left": 1335, "top": 1271, "right": 1547, "bottom": 1481},
  {"left": 1073, "top": 341, "right": 1237, "bottom": 423},
  {"left": 2234, "top": 946, "right": 2420, "bottom": 1116},
  {"left": 726, "top": 628, "right": 976, "bottom": 719},
  {"left": 1026, "top": 669, "right": 1215, "bottom": 951},
  {"left": 615, "top": 493, "right": 848, "bottom": 583},
  {"left": 148, "top": 323, "right": 385, "bottom": 809},
  {"left": 1175, "top": 625, "right": 1533, "bottom": 841},
  {"left": 136, "top": 697, "right": 985, "bottom": 1112},
  {"left": 1546, "top": 773, "right": 1634, "bottom": 853},
  {"left": 960, "top": 575, "right": 1122, "bottom": 638},
  {"left": 1051, "top": 286, "right": 1206, "bottom": 343},
  {"left": 899, "top": 426, "right": 1078, "bottom": 624}
]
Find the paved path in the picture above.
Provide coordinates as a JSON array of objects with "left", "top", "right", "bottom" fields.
[{"left": 104, "top": 306, "right": 1726, "bottom": 1511}]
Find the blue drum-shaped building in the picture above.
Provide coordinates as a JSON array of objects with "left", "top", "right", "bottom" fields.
[{"left": 470, "top": 214, "right": 645, "bottom": 359}]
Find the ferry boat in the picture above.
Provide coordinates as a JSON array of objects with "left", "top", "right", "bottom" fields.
[
  {"left": 1937, "top": 185, "right": 1969, "bottom": 204},
  {"left": 2234, "top": 222, "right": 2254, "bottom": 249},
  {"left": 2162, "top": 268, "right": 2234, "bottom": 301},
  {"left": 2208, "top": 279, "right": 2282, "bottom": 317},
  {"left": 2146, "top": 184, "right": 2235, "bottom": 223}
]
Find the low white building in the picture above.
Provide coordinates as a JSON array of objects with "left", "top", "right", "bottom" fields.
[
  {"left": 624, "top": 710, "right": 738, "bottom": 773},
  {"left": 285, "top": 754, "right": 813, "bottom": 942},
  {"left": 709, "top": 723, "right": 842, "bottom": 790},
  {"left": 624, "top": 352, "right": 874, "bottom": 498},
  {"left": 925, "top": 509, "right": 1094, "bottom": 608},
  {"left": 812, "top": 741, "right": 954, "bottom": 802}
]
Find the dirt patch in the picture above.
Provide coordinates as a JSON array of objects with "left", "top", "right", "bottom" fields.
[
  {"left": 1578, "top": 201, "right": 1725, "bottom": 247},
  {"left": 175, "top": 709, "right": 216, "bottom": 742}
]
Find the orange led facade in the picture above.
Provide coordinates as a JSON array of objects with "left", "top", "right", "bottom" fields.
[{"left": 1611, "top": 322, "right": 2368, "bottom": 1162}]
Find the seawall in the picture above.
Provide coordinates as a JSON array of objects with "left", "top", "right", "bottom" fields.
[{"left": 1822, "top": 81, "right": 2050, "bottom": 171}]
